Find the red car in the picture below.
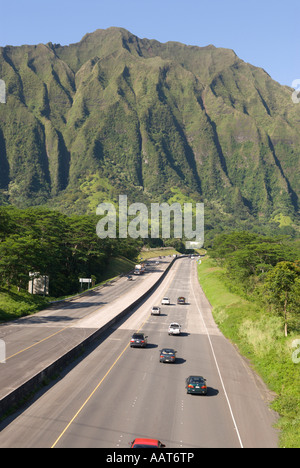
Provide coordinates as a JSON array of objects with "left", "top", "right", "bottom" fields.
[{"left": 131, "top": 438, "right": 166, "bottom": 448}]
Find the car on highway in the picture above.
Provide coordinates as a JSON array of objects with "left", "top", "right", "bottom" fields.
[
  {"left": 161, "top": 297, "right": 170, "bottom": 305},
  {"left": 130, "top": 333, "right": 148, "bottom": 348},
  {"left": 131, "top": 438, "right": 166, "bottom": 448},
  {"left": 127, "top": 275, "right": 133, "bottom": 281},
  {"left": 185, "top": 376, "right": 207, "bottom": 395},
  {"left": 159, "top": 348, "right": 177, "bottom": 363},
  {"left": 177, "top": 296, "right": 186, "bottom": 304},
  {"left": 151, "top": 306, "right": 161, "bottom": 315},
  {"left": 168, "top": 322, "right": 181, "bottom": 335}
]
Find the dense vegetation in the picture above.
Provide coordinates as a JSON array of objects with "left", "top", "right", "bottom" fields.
[
  {"left": 0, "top": 206, "right": 140, "bottom": 298},
  {"left": 209, "top": 231, "right": 300, "bottom": 335},
  {"left": 0, "top": 27, "right": 299, "bottom": 235},
  {"left": 200, "top": 232, "right": 300, "bottom": 447}
]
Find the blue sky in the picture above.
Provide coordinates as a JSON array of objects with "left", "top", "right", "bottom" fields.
[{"left": 0, "top": 0, "right": 298, "bottom": 87}]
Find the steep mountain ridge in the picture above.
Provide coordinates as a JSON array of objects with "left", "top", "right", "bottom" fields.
[{"left": 0, "top": 27, "right": 299, "bottom": 229}]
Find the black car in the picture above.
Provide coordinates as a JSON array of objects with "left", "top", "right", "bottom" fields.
[
  {"left": 185, "top": 375, "right": 207, "bottom": 395},
  {"left": 177, "top": 296, "right": 186, "bottom": 304},
  {"left": 130, "top": 333, "right": 148, "bottom": 348},
  {"left": 159, "top": 348, "right": 177, "bottom": 363}
]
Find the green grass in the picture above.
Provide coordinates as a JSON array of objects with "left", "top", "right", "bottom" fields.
[
  {"left": 138, "top": 248, "right": 180, "bottom": 261},
  {"left": 0, "top": 287, "right": 51, "bottom": 322},
  {"left": 101, "top": 256, "right": 136, "bottom": 279},
  {"left": 272, "top": 213, "right": 293, "bottom": 227},
  {"left": 197, "top": 257, "right": 300, "bottom": 448}
]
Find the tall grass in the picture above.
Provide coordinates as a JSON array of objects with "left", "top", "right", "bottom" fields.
[{"left": 0, "top": 287, "right": 50, "bottom": 322}]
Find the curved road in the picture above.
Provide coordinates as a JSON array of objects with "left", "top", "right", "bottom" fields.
[{"left": 0, "top": 257, "right": 278, "bottom": 448}]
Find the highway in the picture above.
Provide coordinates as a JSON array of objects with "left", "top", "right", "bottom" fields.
[
  {"left": 0, "top": 257, "right": 279, "bottom": 448},
  {"left": 0, "top": 258, "right": 172, "bottom": 402}
]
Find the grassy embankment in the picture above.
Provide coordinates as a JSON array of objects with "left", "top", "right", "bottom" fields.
[
  {"left": 197, "top": 256, "right": 300, "bottom": 448},
  {"left": 138, "top": 247, "right": 179, "bottom": 261}
]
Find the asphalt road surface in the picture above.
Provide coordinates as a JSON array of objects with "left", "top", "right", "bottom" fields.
[
  {"left": 0, "top": 257, "right": 279, "bottom": 448},
  {"left": 0, "top": 258, "right": 172, "bottom": 400}
]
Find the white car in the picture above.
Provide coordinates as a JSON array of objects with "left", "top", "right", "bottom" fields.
[
  {"left": 168, "top": 322, "right": 181, "bottom": 335},
  {"left": 151, "top": 306, "right": 161, "bottom": 315},
  {"left": 161, "top": 297, "right": 170, "bottom": 305}
]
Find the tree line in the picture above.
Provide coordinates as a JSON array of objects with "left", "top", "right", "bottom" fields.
[
  {"left": 209, "top": 231, "right": 300, "bottom": 336},
  {"left": 0, "top": 207, "right": 140, "bottom": 297}
]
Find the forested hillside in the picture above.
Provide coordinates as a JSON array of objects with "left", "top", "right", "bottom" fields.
[{"left": 0, "top": 27, "right": 299, "bottom": 235}]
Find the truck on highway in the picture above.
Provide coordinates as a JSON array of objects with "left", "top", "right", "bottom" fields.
[
  {"left": 168, "top": 322, "right": 181, "bottom": 335},
  {"left": 134, "top": 263, "right": 145, "bottom": 275}
]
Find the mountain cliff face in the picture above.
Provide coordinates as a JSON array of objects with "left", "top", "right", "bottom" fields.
[{"left": 0, "top": 27, "right": 299, "bottom": 227}]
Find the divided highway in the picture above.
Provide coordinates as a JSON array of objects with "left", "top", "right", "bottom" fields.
[{"left": 0, "top": 257, "right": 279, "bottom": 448}]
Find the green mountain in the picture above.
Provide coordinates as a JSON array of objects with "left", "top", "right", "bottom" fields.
[{"left": 0, "top": 27, "right": 299, "bottom": 230}]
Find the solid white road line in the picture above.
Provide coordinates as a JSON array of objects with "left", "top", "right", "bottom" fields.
[{"left": 190, "top": 263, "right": 244, "bottom": 449}]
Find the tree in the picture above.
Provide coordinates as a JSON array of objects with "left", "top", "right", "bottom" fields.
[
  {"left": 263, "top": 261, "right": 300, "bottom": 336},
  {"left": 0, "top": 235, "right": 43, "bottom": 290}
]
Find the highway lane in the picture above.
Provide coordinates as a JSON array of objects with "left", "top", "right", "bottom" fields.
[
  {"left": 0, "top": 257, "right": 279, "bottom": 448},
  {"left": 0, "top": 258, "right": 172, "bottom": 401}
]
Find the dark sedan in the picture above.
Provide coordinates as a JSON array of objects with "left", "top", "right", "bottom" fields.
[
  {"left": 177, "top": 296, "right": 186, "bottom": 304},
  {"left": 159, "top": 348, "right": 177, "bottom": 363},
  {"left": 186, "top": 375, "right": 207, "bottom": 395},
  {"left": 130, "top": 333, "right": 148, "bottom": 348}
]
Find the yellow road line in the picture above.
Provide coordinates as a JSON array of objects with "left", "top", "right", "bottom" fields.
[
  {"left": 5, "top": 304, "right": 104, "bottom": 361},
  {"left": 6, "top": 327, "right": 70, "bottom": 360},
  {"left": 51, "top": 313, "right": 151, "bottom": 448},
  {"left": 51, "top": 341, "right": 130, "bottom": 448}
]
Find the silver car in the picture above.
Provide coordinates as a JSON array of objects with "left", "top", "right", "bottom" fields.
[{"left": 151, "top": 306, "right": 161, "bottom": 315}]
